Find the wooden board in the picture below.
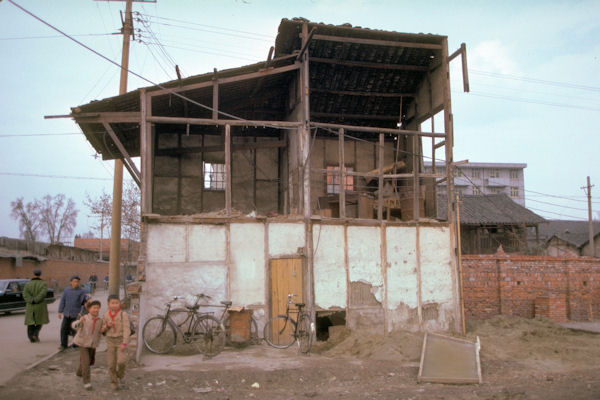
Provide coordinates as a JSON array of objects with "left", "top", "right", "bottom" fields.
[
  {"left": 418, "top": 332, "right": 482, "bottom": 384},
  {"left": 269, "top": 258, "right": 303, "bottom": 345}
]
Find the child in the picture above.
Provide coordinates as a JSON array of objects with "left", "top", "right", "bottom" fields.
[
  {"left": 102, "top": 294, "right": 131, "bottom": 391},
  {"left": 71, "top": 300, "right": 103, "bottom": 390}
]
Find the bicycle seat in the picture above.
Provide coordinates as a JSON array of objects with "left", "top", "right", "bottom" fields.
[
  {"left": 295, "top": 302, "right": 305, "bottom": 307},
  {"left": 186, "top": 304, "right": 199, "bottom": 310},
  {"left": 221, "top": 300, "right": 232, "bottom": 306}
]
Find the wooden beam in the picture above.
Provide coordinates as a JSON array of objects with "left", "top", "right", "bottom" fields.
[
  {"left": 72, "top": 112, "right": 140, "bottom": 124},
  {"left": 102, "top": 122, "right": 141, "bottom": 186},
  {"left": 140, "top": 89, "right": 152, "bottom": 214},
  {"left": 310, "top": 57, "right": 428, "bottom": 72},
  {"left": 312, "top": 34, "right": 442, "bottom": 50},
  {"left": 296, "top": 27, "right": 316, "bottom": 61},
  {"left": 310, "top": 88, "right": 414, "bottom": 98},
  {"left": 378, "top": 133, "right": 384, "bottom": 220},
  {"left": 212, "top": 68, "right": 219, "bottom": 120},
  {"left": 338, "top": 128, "right": 345, "bottom": 219},
  {"left": 148, "top": 116, "right": 301, "bottom": 128},
  {"left": 149, "top": 63, "right": 301, "bottom": 97},
  {"left": 225, "top": 124, "right": 231, "bottom": 216},
  {"left": 154, "top": 140, "right": 286, "bottom": 156},
  {"left": 311, "top": 112, "right": 399, "bottom": 121},
  {"left": 311, "top": 121, "right": 446, "bottom": 138}
]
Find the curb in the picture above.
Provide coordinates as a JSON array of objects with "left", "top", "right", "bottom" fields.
[{"left": 24, "top": 349, "right": 61, "bottom": 371}]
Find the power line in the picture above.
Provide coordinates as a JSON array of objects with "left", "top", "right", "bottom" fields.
[
  {"left": 528, "top": 206, "right": 587, "bottom": 220},
  {"left": 0, "top": 33, "right": 116, "bottom": 40},
  {"left": 470, "top": 69, "right": 600, "bottom": 92},
  {"left": 0, "top": 172, "right": 111, "bottom": 181},
  {"left": 458, "top": 90, "right": 600, "bottom": 112},
  {"left": 0, "top": 132, "right": 82, "bottom": 137},
  {"left": 526, "top": 197, "right": 588, "bottom": 211},
  {"left": 135, "top": 12, "right": 275, "bottom": 40},
  {"left": 526, "top": 189, "right": 600, "bottom": 204}
]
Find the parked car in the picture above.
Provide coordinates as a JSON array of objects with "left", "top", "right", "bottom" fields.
[{"left": 0, "top": 279, "right": 56, "bottom": 314}]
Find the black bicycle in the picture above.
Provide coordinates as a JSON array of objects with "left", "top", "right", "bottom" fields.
[
  {"left": 263, "top": 294, "right": 312, "bottom": 353},
  {"left": 142, "top": 294, "right": 225, "bottom": 357}
]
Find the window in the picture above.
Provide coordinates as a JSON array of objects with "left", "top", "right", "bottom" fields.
[
  {"left": 453, "top": 168, "right": 462, "bottom": 177},
  {"left": 490, "top": 187, "right": 503, "bottom": 194},
  {"left": 510, "top": 169, "right": 519, "bottom": 179},
  {"left": 471, "top": 169, "right": 481, "bottom": 178},
  {"left": 511, "top": 187, "right": 519, "bottom": 198},
  {"left": 326, "top": 166, "right": 354, "bottom": 194},
  {"left": 489, "top": 169, "right": 500, "bottom": 178},
  {"left": 203, "top": 162, "right": 225, "bottom": 190},
  {"left": 472, "top": 186, "right": 481, "bottom": 195}
]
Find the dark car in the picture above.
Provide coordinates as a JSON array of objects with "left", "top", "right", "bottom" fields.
[{"left": 0, "top": 279, "right": 56, "bottom": 314}]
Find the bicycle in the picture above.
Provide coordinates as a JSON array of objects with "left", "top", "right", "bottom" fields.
[
  {"left": 263, "top": 294, "right": 313, "bottom": 353},
  {"left": 142, "top": 294, "right": 225, "bottom": 358}
]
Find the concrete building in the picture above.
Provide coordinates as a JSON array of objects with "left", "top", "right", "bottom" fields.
[
  {"left": 424, "top": 162, "right": 527, "bottom": 206},
  {"left": 69, "top": 19, "right": 469, "bottom": 345}
]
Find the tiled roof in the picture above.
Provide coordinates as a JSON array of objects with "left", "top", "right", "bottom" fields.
[
  {"left": 538, "top": 220, "right": 600, "bottom": 248},
  {"left": 438, "top": 194, "right": 545, "bottom": 225}
]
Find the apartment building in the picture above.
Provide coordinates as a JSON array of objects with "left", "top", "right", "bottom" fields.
[{"left": 423, "top": 162, "right": 527, "bottom": 206}]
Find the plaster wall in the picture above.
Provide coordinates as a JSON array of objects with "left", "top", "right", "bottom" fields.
[
  {"left": 268, "top": 223, "right": 305, "bottom": 257},
  {"left": 347, "top": 226, "right": 383, "bottom": 299},
  {"left": 230, "top": 223, "right": 265, "bottom": 306},
  {"left": 312, "top": 224, "right": 346, "bottom": 309}
]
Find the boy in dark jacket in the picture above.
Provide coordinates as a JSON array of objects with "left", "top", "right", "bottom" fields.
[{"left": 58, "top": 275, "right": 87, "bottom": 350}]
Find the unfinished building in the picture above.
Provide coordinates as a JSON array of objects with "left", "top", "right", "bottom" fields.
[{"left": 70, "top": 18, "right": 468, "bottom": 343}]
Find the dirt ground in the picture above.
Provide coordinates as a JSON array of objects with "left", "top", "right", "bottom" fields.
[{"left": 1, "top": 316, "right": 600, "bottom": 400}]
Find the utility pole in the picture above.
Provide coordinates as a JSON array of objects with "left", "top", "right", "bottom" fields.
[
  {"left": 582, "top": 176, "right": 596, "bottom": 257},
  {"left": 105, "top": 0, "right": 134, "bottom": 296}
]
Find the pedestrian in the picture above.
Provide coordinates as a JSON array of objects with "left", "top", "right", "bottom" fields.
[
  {"left": 72, "top": 300, "right": 103, "bottom": 391},
  {"left": 103, "top": 275, "right": 109, "bottom": 291},
  {"left": 23, "top": 269, "right": 49, "bottom": 343},
  {"left": 102, "top": 294, "right": 131, "bottom": 390},
  {"left": 88, "top": 271, "right": 98, "bottom": 294},
  {"left": 58, "top": 275, "right": 87, "bottom": 351}
]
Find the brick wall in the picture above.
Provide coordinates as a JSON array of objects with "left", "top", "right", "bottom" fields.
[
  {"left": 462, "top": 251, "right": 600, "bottom": 323},
  {"left": 0, "top": 257, "right": 108, "bottom": 290}
]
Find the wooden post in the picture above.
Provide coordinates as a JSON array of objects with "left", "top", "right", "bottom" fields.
[
  {"left": 225, "top": 124, "right": 232, "bottom": 216},
  {"left": 338, "top": 128, "right": 345, "bottom": 218},
  {"left": 108, "top": 0, "right": 133, "bottom": 296},
  {"left": 212, "top": 68, "right": 219, "bottom": 121},
  {"left": 412, "top": 135, "right": 420, "bottom": 220},
  {"left": 416, "top": 225, "right": 423, "bottom": 330},
  {"left": 456, "top": 193, "right": 466, "bottom": 335},
  {"left": 378, "top": 133, "right": 384, "bottom": 220}
]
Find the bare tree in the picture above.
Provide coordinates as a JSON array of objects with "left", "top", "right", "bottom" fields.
[
  {"left": 10, "top": 197, "right": 42, "bottom": 248},
  {"left": 122, "top": 180, "right": 141, "bottom": 241},
  {"left": 38, "top": 194, "right": 78, "bottom": 245},
  {"left": 84, "top": 180, "right": 140, "bottom": 244}
]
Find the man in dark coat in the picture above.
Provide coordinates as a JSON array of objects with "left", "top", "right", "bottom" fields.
[
  {"left": 58, "top": 275, "right": 87, "bottom": 350},
  {"left": 23, "top": 269, "right": 49, "bottom": 343}
]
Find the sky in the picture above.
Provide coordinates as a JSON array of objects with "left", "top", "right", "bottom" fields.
[{"left": 1, "top": 0, "right": 599, "bottom": 243}]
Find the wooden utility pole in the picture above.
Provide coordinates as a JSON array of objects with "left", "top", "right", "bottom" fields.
[
  {"left": 106, "top": 0, "right": 134, "bottom": 296},
  {"left": 582, "top": 176, "right": 595, "bottom": 257}
]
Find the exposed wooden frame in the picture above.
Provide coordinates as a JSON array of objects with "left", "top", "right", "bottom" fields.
[
  {"left": 312, "top": 34, "right": 442, "bottom": 50},
  {"left": 140, "top": 89, "right": 152, "bottom": 214},
  {"left": 148, "top": 116, "right": 301, "bottom": 128},
  {"left": 310, "top": 121, "right": 446, "bottom": 138},
  {"left": 338, "top": 128, "right": 345, "bottom": 219},
  {"left": 102, "top": 122, "right": 141, "bottom": 186},
  {"left": 310, "top": 88, "right": 415, "bottom": 98},
  {"left": 212, "top": 68, "right": 219, "bottom": 120},
  {"left": 225, "top": 124, "right": 232, "bottom": 216},
  {"left": 148, "top": 63, "right": 301, "bottom": 97},
  {"left": 72, "top": 111, "right": 140, "bottom": 123},
  {"left": 154, "top": 140, "right": 286, "bottom": 156},
  {"left": 311, "top": 112, "right": 399, "bottom": 121},
  {"left": 377, "top": 133, "right": 384, "bottom": 220},
  {"left": 310, "top": 57, "right": 428, "bottom": 72}
]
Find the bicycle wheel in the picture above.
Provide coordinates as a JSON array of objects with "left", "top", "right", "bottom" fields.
[
  {"left": 297, "top": 314, "right": 313, "bottom": 354},
  {"left": 192, "top": 315, "right": 225, "bottom": 358},
  {"left": 224, "top": 315, "right": 259, "bottom": 346},
  {"left": 142, "top": 316, "right": 177, "bottom": 354},
  {"left": 263, "top": 315, "right": 296, "bottom": 349}
]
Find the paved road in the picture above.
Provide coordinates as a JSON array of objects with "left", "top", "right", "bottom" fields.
[
  {"left": 0, "top": 298, "right": 62, "bottom": 385},
  {"left": 0, "top": 288, "right": 115, "bottom": 385}
]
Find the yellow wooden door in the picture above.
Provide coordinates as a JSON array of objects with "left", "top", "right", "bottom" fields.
[{"left": 269, "top": 258, "right": 303, "bottom": 345}]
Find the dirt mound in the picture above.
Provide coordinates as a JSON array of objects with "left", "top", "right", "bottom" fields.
[
  {"left": 313, "top": 329, "right": 422, "bottom": 362},
  {"left": 467, "top": 316, "right": 600, "bottom": 372}
]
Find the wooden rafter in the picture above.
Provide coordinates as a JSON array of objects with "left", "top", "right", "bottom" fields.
[
  {"left": 312, "top": 34, "right": 442, "bottom": 50},
  {"left": 310, "top": 57, "right": 428, "bottom": 72}
]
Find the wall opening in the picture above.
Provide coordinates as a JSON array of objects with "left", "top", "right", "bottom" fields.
[{"left": 315, "top": 310, "right": 346, "bottom": 341}]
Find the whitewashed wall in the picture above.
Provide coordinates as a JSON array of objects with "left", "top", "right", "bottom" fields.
[{"left": 141, "top": 221, "right": 458, "bottom": 333}]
